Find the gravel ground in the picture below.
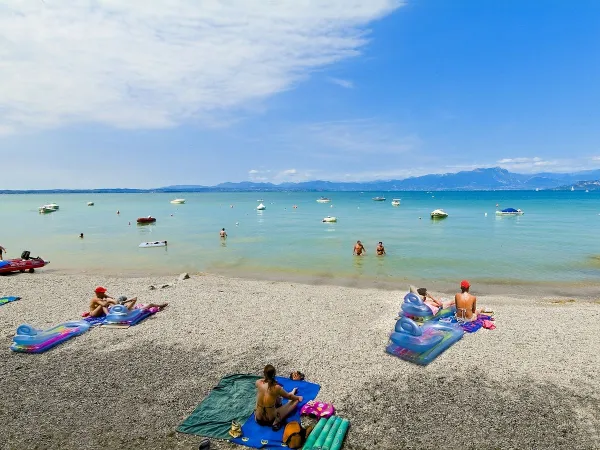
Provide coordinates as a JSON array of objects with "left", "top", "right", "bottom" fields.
[{"left": 0, "top": 272, "right": 599, "bottom": 450}]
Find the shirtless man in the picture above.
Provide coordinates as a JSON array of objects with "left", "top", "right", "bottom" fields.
[
  {"left": 89, "top": 286, "right": 116, "bottom": 317},
  {"left": 0, "top": 245, "right": 6, "bottom": 259},
  {"left": 376, "top": 241, "right": 386, "bottom": 256},
  {"left": 220, "top": 228, "right": 227, "bottom": 238},
  {"left": 255, "top": 364, "right": 302, "bottom": 431},
  {"left": 454, "top": 280, "right": 478, "bottom": 321},
  {"left": 353, "top": 240, "right": 366, "bottom": 256}
]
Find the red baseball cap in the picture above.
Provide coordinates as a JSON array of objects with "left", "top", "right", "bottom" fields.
[
  {"left": 94, "top": 286, "right": 107, "bottom": 293},
  {"left": 460, "top": 280, "right": 470, "bottom": 289}
]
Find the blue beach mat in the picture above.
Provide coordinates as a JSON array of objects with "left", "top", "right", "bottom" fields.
[
  {"left": 231, "top": 377, "right": 321, "bottom": 449},
  {"left": 0, "top": 296, "right": 21, "bottom": 306}
]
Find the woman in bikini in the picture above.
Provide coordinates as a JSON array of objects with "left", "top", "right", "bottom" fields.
[{"left": 255, "top": 364, "right": 303, "bottom": 430}]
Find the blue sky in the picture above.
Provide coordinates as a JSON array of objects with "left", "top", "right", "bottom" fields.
[{"left": 1, "top": 0, "right": 600, "bottom": 189}]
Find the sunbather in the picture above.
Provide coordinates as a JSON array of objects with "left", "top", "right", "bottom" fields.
[
  {"left": 417, "top": 287, "right": 454, "bottom": 315},
  {"left": 255, "top": 364, "right": 303, "bottom": 431},
  {"left": 455, "top": 280, "right": 479, "bottom": 322},
  {"left": 89, "top": 286, "right": 116, "bottom": 317}
]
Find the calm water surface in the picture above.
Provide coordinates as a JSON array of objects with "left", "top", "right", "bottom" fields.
[{"left": 1, "top": 191, "right": 599, "bottom": 288}]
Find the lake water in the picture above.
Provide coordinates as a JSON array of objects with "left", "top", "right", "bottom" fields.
[{"left": 2, "top": 191, "right": 600, "bottom": 290}]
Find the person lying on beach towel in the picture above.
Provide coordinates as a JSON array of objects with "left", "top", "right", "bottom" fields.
[
  {"left": 88, "top": 286, "right": 167, "bottom": 317},
  {"left": 255, "top": 364, "right": 303, "bottom": 431},
  {"left": 416, "top": 287, "right": 454, "bottom": 315}
]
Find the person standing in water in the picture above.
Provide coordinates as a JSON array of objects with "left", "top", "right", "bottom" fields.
[
  {"left": 353, "top": 240, "right": 366, "bottom": 256},
  {"left": 220, "top": 228, "right": 227, "bottom": 238},
  {"left": 376, "top": 241, "right": 386, "bottom": 256}
]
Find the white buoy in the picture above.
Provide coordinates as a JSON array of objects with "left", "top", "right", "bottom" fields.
[{"left": 485, "top": 212, "right": 488, "bottom": 217}]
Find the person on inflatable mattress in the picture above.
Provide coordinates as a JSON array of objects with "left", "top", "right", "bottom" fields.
[{"left": 416, "top": 287, "right": 455, "bottom": 316}]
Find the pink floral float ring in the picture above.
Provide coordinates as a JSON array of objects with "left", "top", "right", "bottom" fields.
[{"left": 300, "top": 400, "right": 335, "bottom": 419}]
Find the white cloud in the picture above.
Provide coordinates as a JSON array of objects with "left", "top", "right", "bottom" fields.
[
  {"left": 495, "top": 156, "right": 559, "bottom": 173},
  {"left": 281, "top": 169, "right": 297, "bottom": 175},
  {"left": 248, "top": 169, "right": 259, "bottom": 174},
  {"left": 0, "top": 0, "right": 402, "bottom": 134},
  {"left": 301, "top": 118, "right": 421, "bottom": 156},
  {"left": 328, "top": 77, "right": 355, "bottom": 89}
]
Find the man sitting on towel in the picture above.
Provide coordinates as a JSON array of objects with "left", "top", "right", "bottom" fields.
[
  {"left": 89, "top": 286, "right": 167, "bottom": 317},
  {"left": 416, "top": 287, "right": 454, "bottom": 316}
]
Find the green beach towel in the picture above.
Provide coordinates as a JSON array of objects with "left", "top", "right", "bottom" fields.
[{"left": 177, "top": 374, "right": 261, "bottom": 439}]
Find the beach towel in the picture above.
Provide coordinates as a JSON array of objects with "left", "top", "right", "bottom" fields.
[
  {"left": 442, "top": 314, "right": 494, "bottom": 333},
  {"left": 230, "top": 377, "right": 321, "bottom": 449},
  {"left": 0, "top": 296, "right": 21, "bottom": 306},
  {"left": 177, "top": 374, "right": 320, "bottom": 447},
  {"left": 178, "top": 374, "right": 261, "bottom": 439}
]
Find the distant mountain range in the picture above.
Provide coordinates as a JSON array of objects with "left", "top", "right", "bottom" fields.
[{"left": 3, "top": 167, "right": 600, "bottom": 193}]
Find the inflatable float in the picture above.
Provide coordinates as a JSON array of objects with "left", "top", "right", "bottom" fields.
[
  {"left": 301, "top": 415, "right": 349, "bottom": 450},
  {"left": 386, "top": 317, "right": 464, "bottom": 366},
  {"left": 10, "top": 320, "right": 91, "bottom": 353},
  {"left": 139, "top": 241, "right": 167, "bottom": 248},
  {"left": 322, "top": 216, "right": 337, "bottom": 223},
  {"left": 0, "top": 256, "right": 49, "bottom": 274},
  {"left": 401, "top": 292, "right": 456, "bottom": 322},
  {"left": 104, "top": 304, "right": 153, "bottom": 326}
]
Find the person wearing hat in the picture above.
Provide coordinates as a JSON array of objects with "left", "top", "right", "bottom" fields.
[
  {"left": 416, "top": 287, "right": 454, "bottom": 316},
  {"left": 455, "top": 280, "right": 478, "bottom": 322},
  {"left": 88, "top": 286, "right": 116, "bottom": 317}
]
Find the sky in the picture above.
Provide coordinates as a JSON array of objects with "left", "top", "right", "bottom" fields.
[{"left": 1, "top": 0, "right": 600, "bottom": 189}]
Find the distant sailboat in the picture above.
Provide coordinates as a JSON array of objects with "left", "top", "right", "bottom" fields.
[{"left": 571, "top": 186, "right": 575, "bottom": 192}]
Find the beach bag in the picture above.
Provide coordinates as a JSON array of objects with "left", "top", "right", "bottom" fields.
[
  {"left": 283, "top": 421, "right": 313, "bottom": 449},
  {"left": 300, "top": 400, "right": 335, "bottom": 419}
]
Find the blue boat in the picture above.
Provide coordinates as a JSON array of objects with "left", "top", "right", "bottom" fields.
[{"left": 496, "top": 207, "right": 524, "bottom": 216}]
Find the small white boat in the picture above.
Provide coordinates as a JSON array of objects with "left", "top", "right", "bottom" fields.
[
  {"left": 45, "top": 203, "right": 59, "bottom": 210},
  {"left": 391, "top": 199, "right": 400, "bottom": 206},
  {"left": 139, "top": 240, "right": 167, "bottom": 248},
  {"left": 495, "top": 208, "right": 524, "bottom": 216},
  {"left": 257, "top": 199, "right": 264, "bottom": 202},
  {"left": 38, "top": 206, "right": 55, "bottom": 214},
  {"left": 170, "top": 198, "right": 185, "bottom": 204},
  {"left": 430, "top": 209, "right": 448, "bottom": 219},
  {"left": 87, "top": 202, "right": 94, "bottom": 206},
  {"left": 256, "top": 203, "right": 266, "bottom": 210},
  {"left": 571, "top": 186, "right": 575, "bottom": 192},
  {"left": 322, "top": 216, "right": 337, "bottom": 223},
  {"left": 372, "top": 196, "right": 386, "bottom": 201},
  {"left": 316, "top": 197, "right": 331, "bottom": 203}
]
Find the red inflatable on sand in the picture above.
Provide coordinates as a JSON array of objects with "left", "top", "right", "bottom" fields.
[
  {"left": 0, "top": 256, "right": 49, "bottom": 274},
  {"left": 137, "top": 216, "right": 156, "bottom": 224}
]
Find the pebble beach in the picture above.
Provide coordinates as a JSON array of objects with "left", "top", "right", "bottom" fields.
[{"left": 1, "top": 271, "right": 599, "bottom": 449}]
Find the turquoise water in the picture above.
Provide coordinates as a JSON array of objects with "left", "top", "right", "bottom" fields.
[{"left": 1, "top": 191, "right": 600, "bottom": 286}]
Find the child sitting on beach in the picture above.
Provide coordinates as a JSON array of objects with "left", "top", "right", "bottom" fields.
[{"left": 416, "top": 287, "right": 455, "bottom": 316}]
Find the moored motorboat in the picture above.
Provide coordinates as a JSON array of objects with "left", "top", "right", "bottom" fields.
[
  {"left": 137, "top": 216, "right": 156, "bottom": 224},
  {"left": 170, "top": 198, "right": 185, "bottom": 204},
  {"left": 316, "top": 197, "right": 331, "bottom": 203},
  {"left": 495, "top": 208, "right": 524, "bottom": 216},
  {"left": 322, "top": 216, "right": 337, "bottom": 223},
  {"left": 391, "top": 199, "right": 401, "bottom": 206},
  {"left": 46, "top": 203, "right": 59, "bottom": 210},
  {"left": 38, "top": 206, "right": 55, "bottom": 214},
  {"left": 87, "top": 202, "right": 94, "bottom": 206},
  {"left": 256, "top": 203, "right": 266, "bottom": 210},
  {"left": 430, "top": 209, "right": 448, "bottom": 219},
  {"left": 372, "top": 196, "right": 386, "bottom": 201}
]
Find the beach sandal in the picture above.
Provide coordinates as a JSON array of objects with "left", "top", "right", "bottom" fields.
[{"left": 228, "top": 421, "right": 242, "bottom": 438}]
